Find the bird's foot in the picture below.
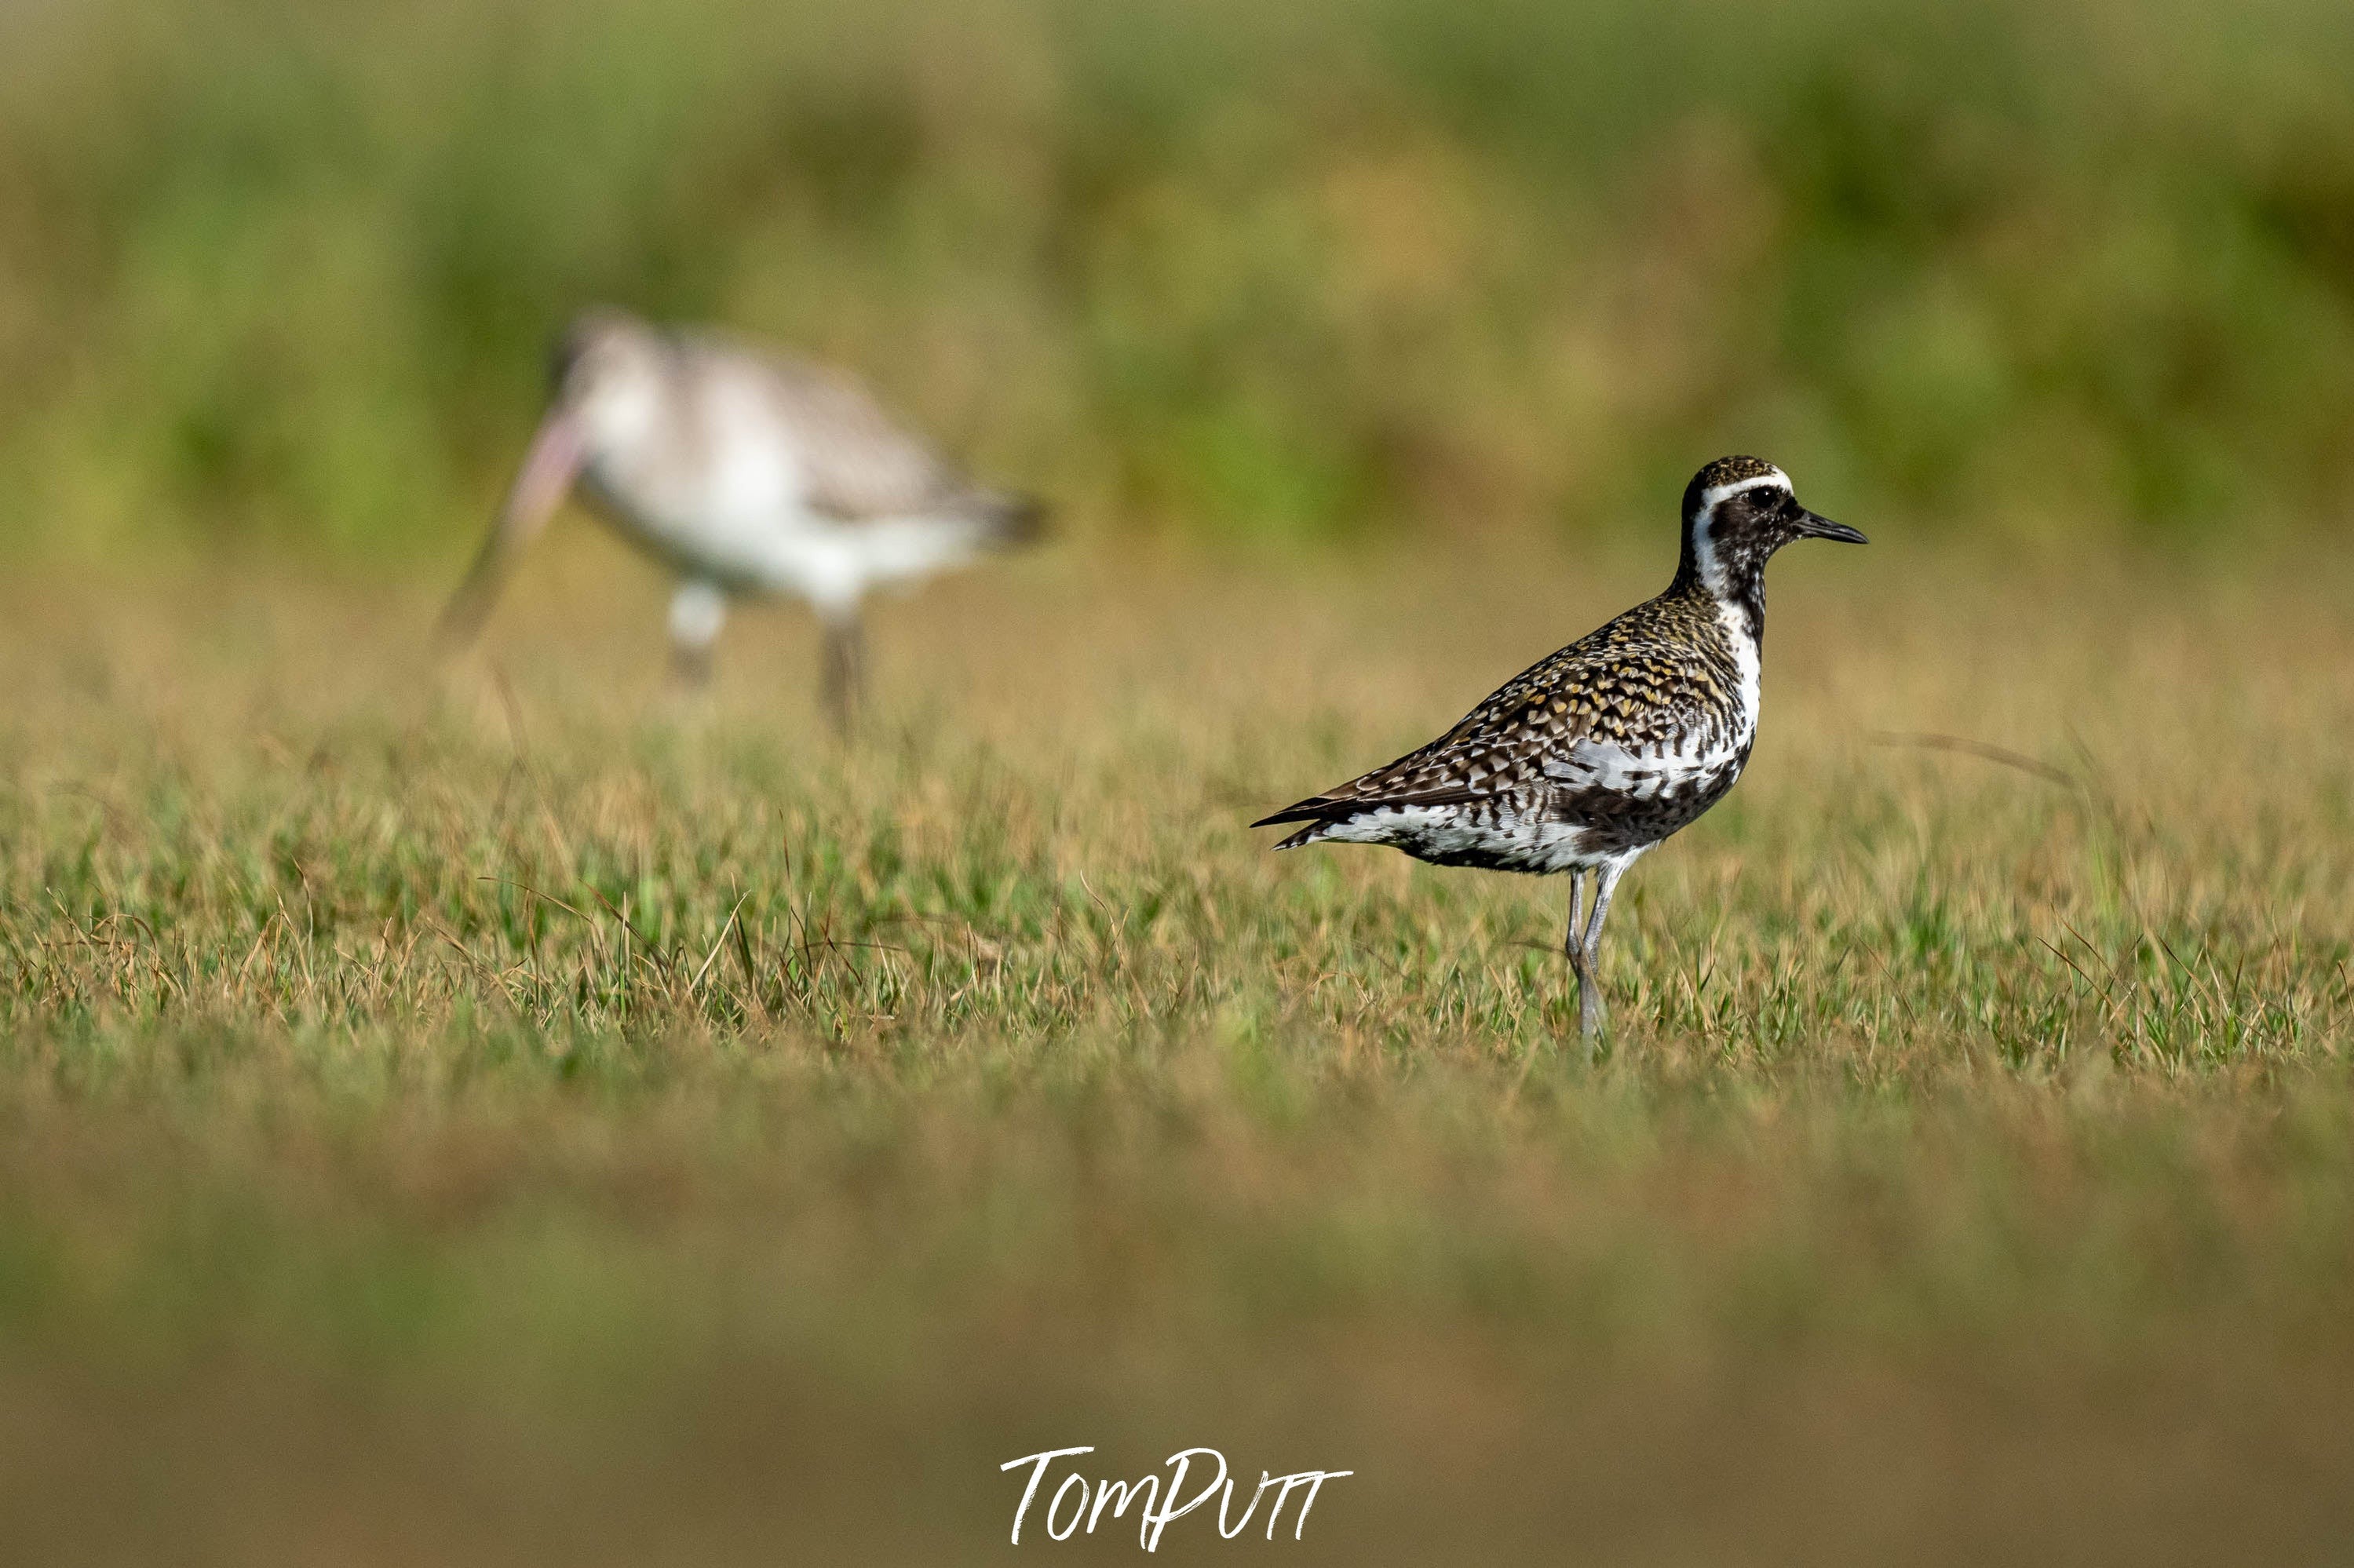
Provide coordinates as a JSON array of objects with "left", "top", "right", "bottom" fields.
[
  {"left": 819, "top": 619, "right": 865, "bottom": 738},
  {"left": 665, "top": 644, "right": 715, "bottom": 702}
]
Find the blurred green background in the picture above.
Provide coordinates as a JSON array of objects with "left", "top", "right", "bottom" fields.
[{"left": 4, "top": 0, "right": 2353, "bottom": 562}]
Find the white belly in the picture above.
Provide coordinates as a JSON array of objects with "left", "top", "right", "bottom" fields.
[{"left": 1319, "top": 802, "right": 1611, "bottom": 874}]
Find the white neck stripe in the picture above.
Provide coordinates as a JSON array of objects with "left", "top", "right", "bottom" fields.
[{"left": 1691, "top": 516, "right": 1727, "bottom": 597}]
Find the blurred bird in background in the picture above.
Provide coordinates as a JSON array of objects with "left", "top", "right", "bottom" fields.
[{"left": 439, "top": 308, "right": 1044, "bottom": 728}]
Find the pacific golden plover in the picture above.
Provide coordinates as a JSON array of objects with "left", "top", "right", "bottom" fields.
[
  {"left": 440, "top": 308, "right": 1042, "bottom": 727},
  {"left": 1255, "top": 456, "right": 1866, "bottom": 1041}
]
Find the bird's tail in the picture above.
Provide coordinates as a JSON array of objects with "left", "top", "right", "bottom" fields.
[
  {"left": 969, "top": 490, "right": 1047, "bottom": 548},
  {"left": 1252, "top": 795, "right": 1348, "bottom": 850}
]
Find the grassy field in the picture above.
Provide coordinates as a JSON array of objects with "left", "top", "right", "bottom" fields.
[
  {"left": 8, "top": 0, "right": 2354, "bottom": 1559},
  {"left": 3, "top": 535, "right": 2352, "bottom": 1563}
]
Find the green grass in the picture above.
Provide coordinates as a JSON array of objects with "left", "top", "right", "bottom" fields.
[
  {"left": 2, "top": 543, "right": 2352, "bottom": 1563},
  {"left": 9, "top": 0, "right": 2354, "bottom": 558}
]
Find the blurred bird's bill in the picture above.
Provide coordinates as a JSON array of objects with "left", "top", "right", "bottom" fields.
[{"left": 437, "top": 407, "right": 586, "bottom": 647}]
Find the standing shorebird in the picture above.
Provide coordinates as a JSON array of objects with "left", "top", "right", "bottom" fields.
[
  {"left": 1254, "top": 456, "right": 1865, "bottom": 1042},
  {"left": 439, "top": 308, "right": 1042, "bottom": 727}
]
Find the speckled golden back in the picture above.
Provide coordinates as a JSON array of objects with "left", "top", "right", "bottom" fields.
[{"left": 1308, "top": 585, "right": 1747, "bottom": 811}]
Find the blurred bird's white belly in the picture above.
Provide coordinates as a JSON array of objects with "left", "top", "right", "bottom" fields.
[
  {"left": 584, "top": 471, "right": 987, "bottom": 618},
  {"left": 582, "top": 460, "right": 794, "bottom": 581},
  {"left": 578, "top": 375, "right": 817, "bottom": 579},
  {"left": 578, "top": 382, "right": 1000, "bottom": 613},
  {"left": 750, "top": 518, "right": 994, "bottom": 613}
]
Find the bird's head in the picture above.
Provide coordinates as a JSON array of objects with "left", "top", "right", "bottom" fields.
[
  {"left": 549, "top": 307, "right": 668, "bottom": 442},
  {"left": 434, "top": 308, "right": 669, "bottom": 651},
  {"left": 1677, "top": 455, "right": 1865, "bottom": 602}
]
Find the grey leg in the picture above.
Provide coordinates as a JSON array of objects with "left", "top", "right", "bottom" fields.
[
  {"left": 1576, "top": 857, "right": 1632, "bottom": 1043},
  {"left": 668, "top": 580, "right": 727, "bottom": 690},
  {"left": 1562, "top": 869, "right": 1600, "bottom": 1051},
  {"left": 1563, "top": 868, "right": 1589, "bottom": 979},
  {"left": 820, "top": 611, "right": 866, "bottom": 735}
]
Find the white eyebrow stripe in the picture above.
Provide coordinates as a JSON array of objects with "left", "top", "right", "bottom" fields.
[{"left": 1699, "top": 469, "right": 1791, "bottom": 511}]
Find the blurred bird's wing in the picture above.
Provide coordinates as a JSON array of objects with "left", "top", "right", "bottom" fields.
[{"left": 731, "top": 349, "right": 972, "bottom": 522}]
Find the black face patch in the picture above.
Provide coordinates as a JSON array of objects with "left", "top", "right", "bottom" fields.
[
  {"left": 1679, "top": 455, "right": 1781, "bottom": 523},
  {"left": 1695, "top": 483, "right": 1796, "bottom": 573},
  {"left": 1724, "top": 484, "right": 1790, "bottom": 527}
]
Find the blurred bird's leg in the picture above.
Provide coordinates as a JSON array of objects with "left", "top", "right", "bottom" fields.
[
  {"left": 667, "top": 580, "right": 727, "bottom": 690},
  {"left": 1577, "top": 858, "right": 1632, "bottom": 1048},
  {"left": 820, "top": 608, "right": 866, "bottom": 735}
]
